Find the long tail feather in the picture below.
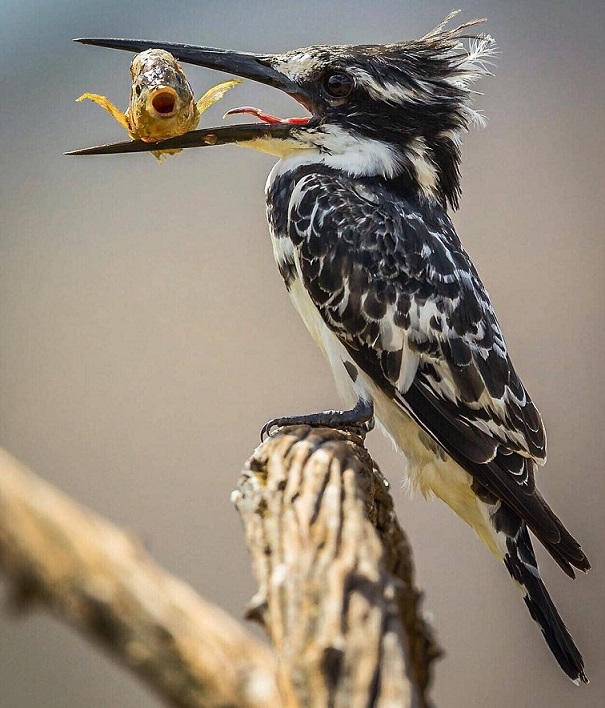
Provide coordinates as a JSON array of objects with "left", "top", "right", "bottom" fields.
[
  {"left": 534, "top": 490, "right": 591, "bottom": 578},
  {"left": 503, "top": 524, "right": 588, "bottom": 684}
]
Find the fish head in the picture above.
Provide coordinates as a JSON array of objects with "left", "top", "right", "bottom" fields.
[{"left": 128, "top": 49, "right": 197, "bottom": 141}]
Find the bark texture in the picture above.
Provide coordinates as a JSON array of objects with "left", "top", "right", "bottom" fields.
[{"left": 233, "top": 426, "right": 440, "bottom": 708}]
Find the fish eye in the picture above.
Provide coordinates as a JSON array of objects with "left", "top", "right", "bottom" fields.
[{"left": 323, "top": 72, "right": 353, "bottom": 99}]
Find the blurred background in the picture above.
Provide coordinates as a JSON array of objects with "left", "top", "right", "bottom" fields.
[{"left": 1, "top": 1, "right": 603, "bottom": 706}]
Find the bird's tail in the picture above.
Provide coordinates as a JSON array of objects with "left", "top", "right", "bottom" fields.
[{"left": 502, "top": 523, "right": 588, "bottom": 684}]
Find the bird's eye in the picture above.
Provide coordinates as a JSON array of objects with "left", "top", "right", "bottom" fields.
[{"left": 323, "top": 72, "right": 353, "bottom": 98}]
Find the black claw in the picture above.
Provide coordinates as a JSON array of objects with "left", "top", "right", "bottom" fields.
[
  {"left": 260, "top": 419, "right": 282, "bottom": 441},
  {"left": 259, "top": 399, "right": 374, "bottom": 441}
]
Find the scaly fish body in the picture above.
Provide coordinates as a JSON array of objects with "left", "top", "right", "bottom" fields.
[{"left": 77, "top": 49, "right": 239, "bottom": 160}]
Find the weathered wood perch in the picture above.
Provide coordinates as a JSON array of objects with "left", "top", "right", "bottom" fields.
[
  {"left": 234, "top": 426, "right": 440, "bottom": 707},
  {"left": 0, "top": 426, "right": 439, "bottom": 707}
]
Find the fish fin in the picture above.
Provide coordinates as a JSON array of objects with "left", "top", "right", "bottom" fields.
[
  {"left": 195, "top": 79, "right": 241, "bottom": 115},
  {"left": 76, "top": 93, "right": 131, "bottom": 132},
  {"left": 151, "top": 148, "right": 183, "bottom": 162}
]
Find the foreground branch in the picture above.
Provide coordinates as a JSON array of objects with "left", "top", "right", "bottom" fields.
[
  {"left": 234, "top": 426, "right": 440, "bottom": 708},
  {"left": 0, "top": 427, "right": 439, "bottom": 707},
  {"left": 0, "top": 448, "right": 280, "bottom": 708}
]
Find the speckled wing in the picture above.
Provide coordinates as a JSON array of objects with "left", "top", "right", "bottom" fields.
[{"left": 286, "top": 169, "right": 585, "bottom": 574}]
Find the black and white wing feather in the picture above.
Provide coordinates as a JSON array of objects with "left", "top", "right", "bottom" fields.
[{"left": 284, "top": 167, "right": 588, "bottom": 576}]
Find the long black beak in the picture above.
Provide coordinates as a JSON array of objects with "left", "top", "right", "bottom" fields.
[
  {"left": 66, "top": 124, "right": 294, "bottom": 156},
  {"left": 68, "top": 38, "right": 308, "bottom": 156}
]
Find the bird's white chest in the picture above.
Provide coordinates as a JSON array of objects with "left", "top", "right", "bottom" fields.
[{"left": 269, "top": 224, "right": 363, "bottom": 409}]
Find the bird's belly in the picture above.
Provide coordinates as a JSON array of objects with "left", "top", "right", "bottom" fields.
[{"left": 370, "top": 381, "right": 503, "bottom": 556}]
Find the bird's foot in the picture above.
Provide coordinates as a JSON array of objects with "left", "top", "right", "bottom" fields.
[{"left": 260, "top": 399, "right": 374, "bottom": 440}]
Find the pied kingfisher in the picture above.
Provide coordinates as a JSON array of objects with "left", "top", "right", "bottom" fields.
[{"left": 73, "top": 11, "right": 590, "bottom": 683}]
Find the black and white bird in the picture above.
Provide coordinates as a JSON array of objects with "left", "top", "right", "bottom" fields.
[{"left": 73, "top": 12, "right": 590, "bottom": 683}]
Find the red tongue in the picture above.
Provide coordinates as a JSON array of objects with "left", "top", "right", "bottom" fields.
[{"left": 224, "top": 106, "right": 310, "bottom": 125}]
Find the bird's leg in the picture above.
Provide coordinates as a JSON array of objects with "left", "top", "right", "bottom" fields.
[{"left": 261, "top": 398, "right": 374, "bottom": 440}]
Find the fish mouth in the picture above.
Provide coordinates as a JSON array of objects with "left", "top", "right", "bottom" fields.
[
  {"left": 148, "top": 87, "right": 179, "bottom": 118},
  {"left": 68, "top": 37, "right": 315, "bottom": 156}
]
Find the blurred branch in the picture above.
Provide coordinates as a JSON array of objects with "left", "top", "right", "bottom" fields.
[
  {"left": 234, "top": 426, "right": 440, "bottom": 708},
  {"left": 0, "top": 427, "right": 439, "bottom": 708},
  {"left": 0, "top": 448, "right": 280, "bottom": 708}
]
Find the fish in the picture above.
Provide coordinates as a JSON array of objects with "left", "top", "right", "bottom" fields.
[{"left": 77, "top": 48, "right": 240, "bottom": 161}]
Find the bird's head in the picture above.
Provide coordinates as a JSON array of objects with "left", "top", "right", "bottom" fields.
[{"left": 71, "top": 12, "right": 495, "bottom": 209}]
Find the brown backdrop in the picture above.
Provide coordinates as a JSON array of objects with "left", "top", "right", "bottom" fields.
[{"left": 1, "top": 1, "right": 603, "bottom": 706}]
